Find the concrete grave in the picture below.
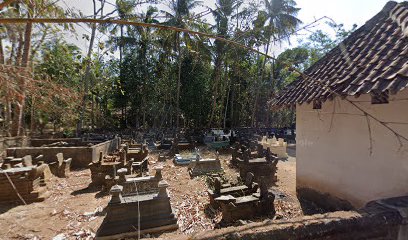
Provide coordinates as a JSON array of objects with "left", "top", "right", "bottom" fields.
[
  {"left": 215, "top": 180, "right": 275, "bottom": 223},
  {"left": 188, "top": 152, "right": 224, "bottom": 177},
  {"left": 207, "top": 172, "right": 259, "bottom": 207},
  {"left": 230, "top": 141, "right": 264, "bottom": 166},
  {"left": 259, "top": 136, "right": 288, "bottom": 159},
  {"left": 88, "top": 150, "right": 127, "bottom": 188},
  {"left": 0, "top": 157, "right": 51, "bottom": 203},
  {"left": 125, "top": 143, "right": 149, "bottom": 175},
  {"left": 173, "top": 150, "right": 199, "bottom": 165},
  {"left": 170, "top": 136, "right": 195, "bottom": 155},
  {"left": 193, "top": 195, "right": 408, "bottom": 240},
  {"left": 117, "top": 166, "right": 163, "bottom": 195},
  {"left": 96, "top": 180, "right": 178, "bottom": 239},
  {"left": 48, "top": 153, "right": 72, "bottom": 178},
  {"left": 232, "top": 142, "right": 279, "bottom": 182}
]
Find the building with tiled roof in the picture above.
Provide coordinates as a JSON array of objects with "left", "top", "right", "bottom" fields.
[{"left": 273, "top": 1, "right": 408, "bottom": 208}]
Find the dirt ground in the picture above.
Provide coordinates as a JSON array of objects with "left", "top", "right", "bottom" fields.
[{"left": 0, "top": 145, "right": 300, "bottom": 240}]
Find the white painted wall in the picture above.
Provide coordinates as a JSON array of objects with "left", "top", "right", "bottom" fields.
[{"left": 296, "top": 88, "right": 408, "bottom": 208}]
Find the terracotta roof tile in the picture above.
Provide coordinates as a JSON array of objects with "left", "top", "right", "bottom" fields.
[{"left": 274, "top": 1, "right": 408, "bottom": 106}]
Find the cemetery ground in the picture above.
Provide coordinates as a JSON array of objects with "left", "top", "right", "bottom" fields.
[{"left": 0, "top": 146, "right": 299, "bottom": 239}]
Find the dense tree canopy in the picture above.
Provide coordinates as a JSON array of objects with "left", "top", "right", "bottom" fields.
[{"left": 0, "top": 0, "right": 358, "bottom": 136}]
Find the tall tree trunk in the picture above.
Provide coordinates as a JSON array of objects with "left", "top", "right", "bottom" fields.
[
  {"left": 79, "top": 0, "right": 98, "bottom": 135},
  {"left": 15, "top": 31, "right": 23, "bottom": 66},
  {"left": 5, "top": 94, "right": 12, "bottom": 136},
  {"left": 229, "top": 70, "right": 235, "bottom": 128},
  {"left": 251, "top": 40, "right": 271, "bottom": 127},
  {"left": 12, "top": 17, "right": 32, "bottom": 136},
  {"left": 224, "top": 76, "right": 231, "bottom": 129},
  {"left": 91, "top": 95, "right": 94, "bottom": 128},
  {"left": 30, "top": 96, "right": 35, "bottom": 135},
  {"left": 208, "top": 55, "right": 222, "bottom": 127},
  {"left": 21, "top": 22, "right": 32, "bottom": 66},
  {"left": 175, "top": 32, "right": 181, "bottom": 130},
  {"left": 8, "top": 41, "right": 15, "bottom": 64},
  {"left": 0, "top": 38, "right": 4, "bottom": 64},
  {"left": 30, "top": 26, "right": 49, "bottom": 62},
  {"left": 119, "top": 25, "right": 124, "bottom": 127}
]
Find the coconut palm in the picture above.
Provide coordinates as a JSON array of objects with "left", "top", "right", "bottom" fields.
[
  {"left": 251, "top": 0, "right": 302, "bottom": 127},
  {"left": 161, "top": 0, "right": 202, "bottom": 129},
  {"left": 208, "top": 0, "right": 236, "bottom": 127},
  {"left": 262, "top": 0, "right": 302, "bottom": 50}
]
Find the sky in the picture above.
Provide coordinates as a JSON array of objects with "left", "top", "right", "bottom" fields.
[{"left": 59, "top": 0, "right": 403, "bottom": 55}]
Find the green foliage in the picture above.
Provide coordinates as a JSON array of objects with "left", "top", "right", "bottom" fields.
[
  {"left": 276, "top": 21, "right": 358, "bottom": 89},
  {"left": 2, "top": 0, "right": 364, "bottom": 133},
  {"left": 268, "top": 22, "right": 358, "bottom": 128},
  {"left": 36, "top": 40, "right": 83, "bottom": 87},
  {"left": 31, "top": 40, "right": 84, "bottom": 132},
  {"left": 180, "top": 52, "right": 212, "bottom": 127}
]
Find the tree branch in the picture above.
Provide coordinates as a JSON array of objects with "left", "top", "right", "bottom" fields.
[
  {"left": 0, "top": 17, "right": 274, "bottom": 59},
  {"left": 0, "top": 0, "right": 16, "bottom": 11}
]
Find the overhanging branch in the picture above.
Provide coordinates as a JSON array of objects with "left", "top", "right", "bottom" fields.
[{"left": 0, "top": 17, "right": 274, "bottom": 59}]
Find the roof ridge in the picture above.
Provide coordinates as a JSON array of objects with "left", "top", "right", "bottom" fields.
[
  {"left": 389, "top": 1, "right": 408, "bottom": 37},
  {"left": 304, "top": 1, "right": 403, "bottom": 76},
  {"left": 273, "top": 1, "right": 408, "bottom": 107},
  {"left": 362, "top": 1, "right": 397, "bottom": 30}
]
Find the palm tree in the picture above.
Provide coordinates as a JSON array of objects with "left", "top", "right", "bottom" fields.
[
  {"left": 208, "top": 0, "right": 236, "bottom": 127},
  {"left": 162, "top": 0, "right": 202, "bottom": 129},
  {"left": 131, "top": 6, "right": 159, "bottom": 128},
  {"left": 263, "top": 0, "right": 301, "bottom": 50},
  {"left": 251, "top": 0, "right": 301, "bottom": 127}
]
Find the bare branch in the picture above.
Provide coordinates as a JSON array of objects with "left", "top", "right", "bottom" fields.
[
  {"left": 365, "top": 113, "right": 373, "bottom": 156},
  {"left": 0, "top": 0, "right": 16, "bottom": 11},
  {"left": 0, "top": 17, "right": 274, "bottom": 59}
]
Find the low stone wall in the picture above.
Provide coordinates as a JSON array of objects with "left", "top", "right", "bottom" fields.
[
  {"left": 183, "top": 196, "right": 408, "bottom": 240},
  {"left": 0, "top": 163, "right": 51, "bottom": 203},
  {"left": 30, "top": 138, "right": 83, "bottom": 147},
  {"left": 0, "top": 136, "right": 28, "bottom": 154},
  {"left": 7, "top": 138, "right": 120, "bottom": 168}
]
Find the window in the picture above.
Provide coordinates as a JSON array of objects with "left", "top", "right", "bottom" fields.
[
  {"left": 371, "top": 91, "right": 389, "bottom": 104},
  {"left": 313, "top": 100, "right": 322, "bottom": 109}
]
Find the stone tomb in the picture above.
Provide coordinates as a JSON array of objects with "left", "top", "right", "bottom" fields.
[
  {"left": 173, "top": 150, "right": 199, "bottom": 165},
  {"left": 170, "top": 136, "right": 195, "bottom": 155},
  {"left": 48, "top": 153, "right": 72, "bottom": 178},
  {"left": 230, "top": 141, "right": 264, "bottom": 166},
  {"left": 207, "top": 172, "right": 259, "bottom": 207},
  {"left": 1, "top": 154, "right": 43, "bottom": 169},
  {"left": 259, "top": 136, "right": 288, "bottom": 159},
  {"left": 117, "top": 166, "right": 163, "bottom": 195},
  {"left": 0, "top": 156, "right": 51, "bottom": 203},
  {"left": 158, "top": 152, "right": 166, "bottom": 162},
  {"left": 125, "top": 143, "right": 149, "bottom": 174},
  {"left": 215, "top": 180, "right": 275, "bottom": 223},
  {"left": 88, "top": 150, "right": 128, "bottom": 188},
  {"left": 188, "top": 152, "right": 224, "bottom": 177},
  {"left": 96, "top": 180, "right": 178, "bottom": 239},
  {"left": 232, "top": 143, "right": 279, "bottom": 182}
]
